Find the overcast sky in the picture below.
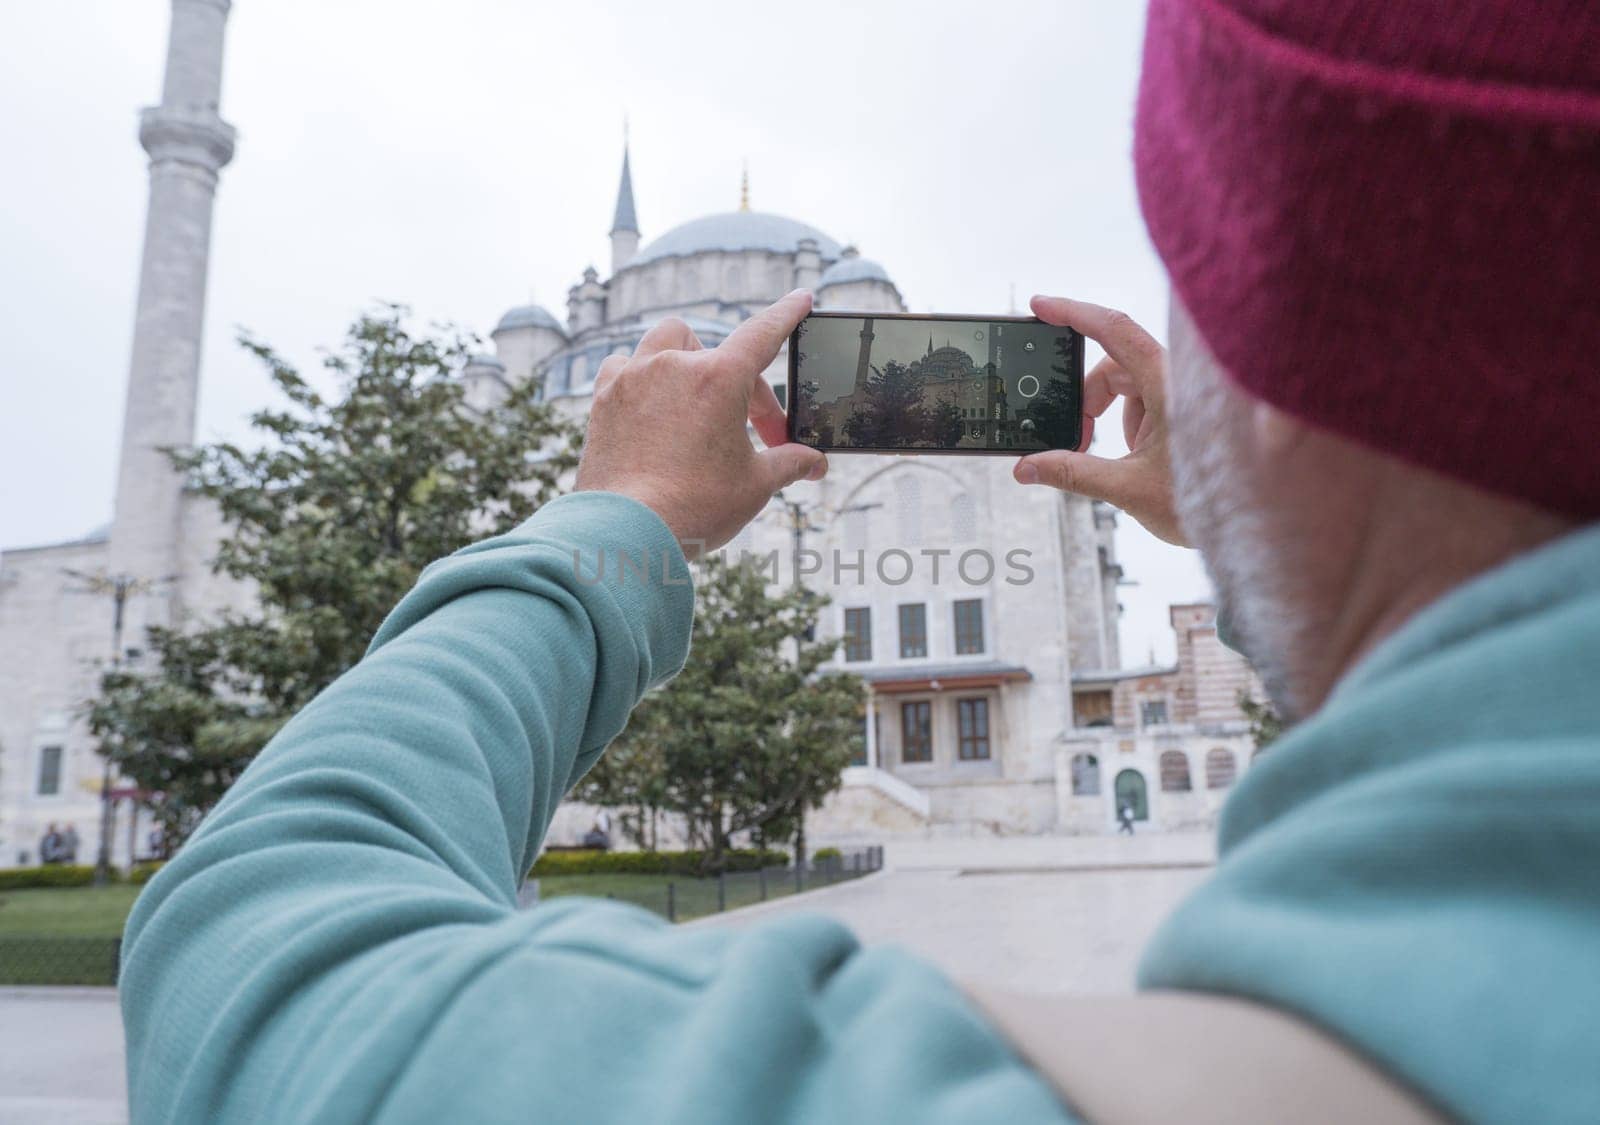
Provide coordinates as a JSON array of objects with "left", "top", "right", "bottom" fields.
[{"left": 0, "top": 0, "right": 1210, "bottom": 664}]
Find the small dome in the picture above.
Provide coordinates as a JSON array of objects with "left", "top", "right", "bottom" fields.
[
  {"left": 818, "top": 246, "right": 892, "bottom": 288},
  {"left": 463, "top": 353, "right": 505, "bottom": 372},
  {"left": 630, "top": 211, "right": 842, "bottom": 266},
  {"left": 493, "top": 304, "right": 564, "bottom": 334}
]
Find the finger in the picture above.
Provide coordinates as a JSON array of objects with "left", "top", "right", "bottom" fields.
[
  {"left": 716, "top": 289, "right": 813, "bottom": 378},
  {"left": 748, "top": 375, "right": 788, "bottom": 449},
  {"left": 1030, "top": 295, "right": 1164, "bottom": 384},
  {"left": 1123, "top": 395, "right": 1147, "bottom": 449},
  {"left": 758, "top": 442, "right": 827, "bottom": 491},
  {"left": 593, "top": 353, "right": 628, "bottom": 393},
  {"left": 634, "top": 316, "right": 702, "bottom": 360},
  {"left": 1083, "top": 355, "right": 1134, "bottom": 418},
  {"left": 1077, "top": 412, "right": 1096, "bottom": 454},
  {"left": 1014, "top": 449, "right": 1138, "bottom": 508}
]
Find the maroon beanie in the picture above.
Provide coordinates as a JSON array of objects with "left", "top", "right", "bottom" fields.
[{"left": 1135, "top": 0, "right": 1600, "bottom": 517}]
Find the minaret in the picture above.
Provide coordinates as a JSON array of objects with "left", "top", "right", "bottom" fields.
[
  {"left": 854, "top": 318, "right": 875, "bottom": 394},
  {"left": 609, "top": 134, "right": 639, "bottom": 274},
  {"left": 108, "top": 0, "right": 236, "bottom": 628}
]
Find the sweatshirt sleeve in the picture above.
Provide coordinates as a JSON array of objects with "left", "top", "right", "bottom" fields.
[{"left": 118, "top": 491, "right": 1072, "bottom": 1125}]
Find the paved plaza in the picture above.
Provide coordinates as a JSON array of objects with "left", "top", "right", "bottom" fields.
[
  {"left": 0, "top": 833, "right": 1214, "bottom": 1122},
  {"left": 699, "top": 833, "right": 1216, "bottom": 993}
]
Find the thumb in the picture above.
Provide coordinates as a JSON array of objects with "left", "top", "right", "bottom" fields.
[
  {"left": 1015, "top": 451, "right": 1136, "bottom": 507},
  {"left": 759, "top": 443, "right": 828, "bottom": 490}
]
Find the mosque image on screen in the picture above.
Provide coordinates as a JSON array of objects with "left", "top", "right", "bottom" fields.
[{"left": 793, "top": 316, "right": 1080, "bottom": 451}]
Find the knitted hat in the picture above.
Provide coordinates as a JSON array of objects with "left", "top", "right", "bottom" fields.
[{"left": 1134, "top": 0, "right": 1600, "bottom": 517}]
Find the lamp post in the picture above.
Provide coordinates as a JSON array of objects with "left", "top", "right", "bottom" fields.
[{"left": 63, "top": 569, "right": 172, "bottom": 885}]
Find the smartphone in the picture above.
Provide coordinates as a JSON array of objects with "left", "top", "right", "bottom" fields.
[{"left": 787, "top": 311, "right": 1083, "bottom": 455}]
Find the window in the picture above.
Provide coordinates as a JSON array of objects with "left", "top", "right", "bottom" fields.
[
  {"left": 898, "top": 603, "right": 927, "bottom": 658},
  {"left": 1206, "top": 747, "right": 1238, "bottom": 789},
  {"left": 956, "top": 698, "right": 990, "bottom": 760},
  {"left": 1070, "top": 752, "right": 1100, "bottom": 795},
  {"left": 1073, "top": 691, "right": 1113, "bottom": 728},
  {"left": 36, "top": 745, "right": 62, "bottom": 796},
  {"left": 852, "top": 708, "right": 883, "bottom": 767},
  {"left": 901, "top": 701, "right": 932, "bottom": 763},
  {"left": 952, "top": 599, "right": 984, "bottom": 655},
  {"left": 1140, "top": 699, "right": 1169, "bottom": 727},
  {"left": 1159, "top": 749, "right": 1192, "bottom": 792},
  {"left": 843, "top": 608, "right": 872, "bottom": 662}
]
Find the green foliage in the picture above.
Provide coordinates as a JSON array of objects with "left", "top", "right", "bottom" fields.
[
  {"left": 577, "top": 557, "right": 863, "bottom": 871},
  {"left": 1239, "top": 691, "right": 1284, "bottom": 751},
  {"left": 842, "top": 360, "right": 932, "bottom": 448},
  {"left": 127, "top": 862, "right": 165, "bottom": 885},
  {"left": 0, "top": 865, "right": 100, "bottom": 891},
  {"left": 811, "top": 846, "right": 842, "bottom": 865},
  {"left": 86, "top": 307, "right": 580, "bottom": 845},
  {"left": 529, "top": 847, "right": 789, "bottom": 878}
]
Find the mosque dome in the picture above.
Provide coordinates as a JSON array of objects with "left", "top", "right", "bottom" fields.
[
  {"left": 817, "top": 246, "right": 891, "bottom": 288},
  {"left": 629, "top": 211, "right": 843, "bottom": 267},
  {"left": 493, "top": 304, "right": 564, "bottom": 334}
]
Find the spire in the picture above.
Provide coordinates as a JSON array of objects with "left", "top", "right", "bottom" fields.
[
  {"left": 739, "top": 159, "right": 750, "bottom": 212},
  {"left": 610, "top": 131, "right": 638, "bottom": 235}
]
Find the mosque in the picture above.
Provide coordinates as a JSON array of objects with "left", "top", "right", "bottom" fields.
[{"left": 0, "top": 0, "right": 1265, "bottom": 868}]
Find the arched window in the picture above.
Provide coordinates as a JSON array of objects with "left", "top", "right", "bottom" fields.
[
  {"left": 895, "top": 474, "right": 923, "bottom": 544},
  {"left": 1159, "top": 750, "right": 1192, "bottom": 792},
  {"left": 951, "top": 493, "right": 977, "bottom": 543},
  {"left": 1070, "top": 752, "right": 1100, "bottom": 796},
  {"left": 1206, "top": 747, "right": 1237, "bottom": 789}
]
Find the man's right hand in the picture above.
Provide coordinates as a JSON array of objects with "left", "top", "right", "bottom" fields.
[
  {"left": 1014, "top": 296, "right": 1189, "bottom": 547},
  {"left": 575, "top": 289, "right": 827, "bottom": 556}
]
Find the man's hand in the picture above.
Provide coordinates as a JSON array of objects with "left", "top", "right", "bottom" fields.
[
  {"left": 575, "top": 289, "right": 827, "bottom": 555},
  {"left": 1014, "top": 296, "right": 1188, "bottom": 547}
]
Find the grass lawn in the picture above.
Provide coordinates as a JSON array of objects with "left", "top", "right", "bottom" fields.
[
  {"left": 0, "top": 866, "right": 851, "bottom": 984},
  {"left": 0, "top": 884, "right": 144, "bottom": 936}
]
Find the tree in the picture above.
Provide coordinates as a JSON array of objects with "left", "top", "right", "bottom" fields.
[
  {"left": 930, "top": 393, "right": 965, "bottom": 449},
  {"left": 1239, "top": 691, "right": 1284, "bottom": 751},
  {"left": 579, "top": 557, "right": 862, "bottom": 871},
  {"left": 87, "top": 307, "right": 580, "bottom": 845},
  {"left": 1022, "top": 335, "right": 1086, "bottom": 449},
  {"left": 842, "top": 360, "right": 931, "bottom": 448}
]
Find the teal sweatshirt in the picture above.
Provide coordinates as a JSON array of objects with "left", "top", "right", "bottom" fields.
[
  {"left": 121, "top": 494, "right": 1600, "bottom": 1123},
  {"left": 119, "top": 493, "right": 1072, "bottom": 1124},
  {"left": 1141, "top": 520, "right": 1600, "bottom": 1124}
]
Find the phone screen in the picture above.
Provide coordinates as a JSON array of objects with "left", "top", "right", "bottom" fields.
[{"left": 788, "top": 313, "right": 1083, "bottom": 454}]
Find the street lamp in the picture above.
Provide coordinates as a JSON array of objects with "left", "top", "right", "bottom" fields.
[{"left": 62, "top": 568, "right": 173, "bottom": 885}]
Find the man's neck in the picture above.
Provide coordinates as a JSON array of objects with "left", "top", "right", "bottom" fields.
[{"left": 1298, "top": 476, "right": 1577, "bottom": 717}]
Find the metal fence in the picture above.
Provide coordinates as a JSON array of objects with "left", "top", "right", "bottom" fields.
[
  {"left": 550, "top": 845, "right": 886, "bottom": 923},
  {"left": 0, "top": 935, "right": 123, "bottom": 986},
  {"left": 0, "top": 847, "right": 885, "bottom": 986}
]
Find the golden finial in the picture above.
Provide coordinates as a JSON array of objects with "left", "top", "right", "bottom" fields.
[{"left": 739, "top": 160, "right": 750, "bottom": 212}]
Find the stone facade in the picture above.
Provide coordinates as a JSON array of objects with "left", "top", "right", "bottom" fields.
[{"left": 1056, "top": 604, "right": 1267, "bottom": 834}]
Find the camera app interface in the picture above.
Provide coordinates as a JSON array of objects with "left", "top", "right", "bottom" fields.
[{"left": 792, "top": 316, "right": 1081, "bottom": 452}]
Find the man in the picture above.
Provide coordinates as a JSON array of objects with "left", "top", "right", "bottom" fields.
[
  {"left": 38, "top": 822, "right": 61, "bottom": 866},
  {"left": 60, "top": 822, "right": 80, "bottom": 864},
  {"left": 122, "top": 2, "right": 1597, "bottom": 1123},
  {"left": 1116, "top": 802, "right": 1135, "bottom": 836}
]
